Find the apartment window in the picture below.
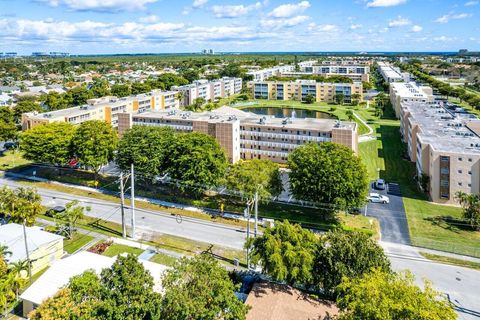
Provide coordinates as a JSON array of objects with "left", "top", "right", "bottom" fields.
[
  {"left": 468, "top": 171, "right": 472, "bottom": 175},
  {"left": 458, "top": 182, "right": 463, "bottom": 186},
  {"left": 458, "top": 170, "right": 463, "bottom": 174},
  {"left": 458, "top": 157, "right": 463, "bottom": 161},
  {"left": 468, "top": 183, "right": 472, "bottom": 187}
]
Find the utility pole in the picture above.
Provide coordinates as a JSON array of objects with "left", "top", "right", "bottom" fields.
[
  {"left": 22, "top": 220, "right": 32, "bottom": 283},
  {"left": 245, "top": 204, "right": 250, "bottom": 270},
  {"left": 254, "top": 191, "right": 258, "bottom": 237},
  {"left": 119, "top": 172, "right": 126, "bottom": 238},
  {"left": 130, "top": 163, "right": 136, "bottom": 239}
]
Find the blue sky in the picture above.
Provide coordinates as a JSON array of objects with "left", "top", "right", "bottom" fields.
[{"left": 0, "top": 0, "right": 479, "bottom": 54}]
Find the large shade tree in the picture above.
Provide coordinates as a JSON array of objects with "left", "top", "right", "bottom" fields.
[
  {"left": 288, "top": 142, "right": 369, "bottom": 212},
  {"left": 20, "top": 122, "right": 76, "bottom": 165}
]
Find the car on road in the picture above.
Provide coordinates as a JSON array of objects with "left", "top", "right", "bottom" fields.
[
  {"left": 45, "top": 206, "right": 66, "bottom": 217},
  {"left": 4, "top": 142, "right": 17, "bottom": 150},
  {"left": 367, "top": 193, "right": 390, "bottom": 204},
  {"left": 374, "top": 179, "right": 386, "bottom": 190}
]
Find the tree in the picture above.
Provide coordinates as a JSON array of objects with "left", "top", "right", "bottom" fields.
[
  {"left": 0, "top": 121, "right": 17, "bottom": 141},
  {"left": 247, "top": 220, "right": 317, "bottom": 285},
  {"left": 314, "top": 229, "right": 391, "bottom": 297},
  {"left": 362, "top": 80, "right": 373, "bottom": 91},
  {"left": 345, "top": 110, "right": 355, "bottom": 121},
  {"left": 157, "top": 73, "right": 189, "bottom": 90},
  {"left": 161, "top": 254, "right": 249, "bottom": 320},
  {"left": 56, "top": 200, "right": 91, "bottom": 239},
  {"left": 187, "top": 97, "right": 205, "bottom": 111},
  {"left": 304, "top": 94, "right": 315, "bottom": 104},
  {"left": 12, "top": 99, "right": 42, "bottom": 123},
  {"left": 131, "top": 82, "right": 151, "bottom": 95},
  {"left": 226, "top": 159, "right": 283, "bottom": 202},
  {"left": 111, "top": 84, "right": 131, "bottom": 97},
  {"left": 90, "top": 77, "right": 110, "bottom": 98},
  {"left": 336, "top": 269, "right": 457, "bottom": 320},
  {"left": 0, "top": 186, "right": 42, "bottom": 226},
  {"left": 167, "top": 132, "right": 228, "bottom": 192},
  {"left": 115, "top": 126, "right": 175, "bottom": 180},
  {"left": 181, "top": 69, "right": 200, "bottom": 82},
  {"left": 335, "top": 93, "right": 345, "bottom": 105},
  {"left": 455, "top": 191, "right": 480, "bottom": 230},
  {"left": 40, "top": 91, "right": 68, "bottom": 111},
  {"left": 288, "top": 142, "right": 369, "bottom": 211},
  {"left": 65, "top": 86, "right": 92, "bottom": 106},
  {"left": 20, "top": 122, "right": 76, "bottom": 165},
  {"left": 71, "top": 120, "right": 118, "bottom": 179}
]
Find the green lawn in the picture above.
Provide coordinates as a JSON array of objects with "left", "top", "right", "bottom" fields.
[
  {"left": 149, "top": 253, "right": 178, "bottom": 267},
  {"left": 0, "top": 150, "right": 32, "bottom": 171},
  {"left": 102, "top": 243, "right": 144, "bottom": 257},
  {"left": 420, "top": 252, "right": 480, "bottom": 270},
  {"left": 63, "top": 233, "right": 95, "bottom": 254}
]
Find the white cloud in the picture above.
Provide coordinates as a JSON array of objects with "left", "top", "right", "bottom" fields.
[
  {"left": 367, "top": 0, "right": 407, "bottom": 8},
  {"left": 433, "top": 36, "right": 455, "bottom": 41},
  {"left": 45, "top": 0, "right": 156, "bottom": 12},
  {"left": 212, "top": 2, "right": 262, "bottom": 18},
  {"left": 261, "top": 15, "right": 310, "bottom": 28},
  {"left": 465, "top": 1, "right": 478, "bottom": 6},
  {"left": 308, "top": 23, "right": 339, "bottom": 32},
  {"left": 192, "top": 0, "right": 208, "bottom": 8},
  {"left": 349, "top": 24, "right": 362, "bottom": 30},
  {"left": 268, "top": 1, "right": 310, "bottom": 18},
  {"left": 139, "top": 15, "right": 159, "bottom": 23},
  {"left": 388, "top": 16, "right": 410, "bottom": 27},
  {"left": 411, "top": 25, "right": 422, "bottom": 32},
  {"left": 435, "top": 13, "right": 472, "bottom": 23}
]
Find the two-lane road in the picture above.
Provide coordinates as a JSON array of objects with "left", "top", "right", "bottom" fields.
[{"left": 0, "top": 176, "right": 247, "bottom": 250}]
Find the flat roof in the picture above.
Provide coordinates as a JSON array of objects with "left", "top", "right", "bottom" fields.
[
  {"left": 391, "top": 82, "right": 431, "bottom": 99},
  {"left": 20, "top": 251, "right": 169, "bottom": 305},
  {"left": 0, "top": 223, "right": 63, "bottom": 263},
  {"left": 132, "top": 105, "right": 357, "bottom": 132}
]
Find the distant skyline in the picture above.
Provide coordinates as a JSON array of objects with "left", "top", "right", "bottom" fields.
[{"left": 0, "top": 0, "right": 479, "bottom": 55}]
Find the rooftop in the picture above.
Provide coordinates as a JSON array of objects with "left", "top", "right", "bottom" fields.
[
  {"left": 390, "top": 82, "right": 432, "bottom": 99},
  {"left": 0, "top": 223, "right": 63, "bottom": 263}
]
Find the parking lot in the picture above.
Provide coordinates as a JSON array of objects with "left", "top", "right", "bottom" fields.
[{"left": 365, "top": 180, "right": 411, "bottom": 245}]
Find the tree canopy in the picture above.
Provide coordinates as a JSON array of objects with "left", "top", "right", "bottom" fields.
[
  {"left": 161, "top": 254, "right": 249, "bottom": 320},
  {"left": 0, "top": 186, "right": 42, "bottom": 226},
  {"left": 336, "top": 269, "right": 457, "bottom": 320},
  {"left": 314, "top": 229, "right": 391, "bottom": 297},
  {"left": 20, "top": 122, "right": 76, "bottom": 165},
  {"left": 225, "top": 159, "right": 283, "bottom": 202},
  {"left": 288, "top": 142, "right": 369, "bottom": 211},
  {"left": 456, "top": 191, "right": 480, "bottom": 230},
  {"left": 247, "top": 220, "right": 317, "bottom": 285},
  {"left": 71, "top": 120, "right": 118, "bottom": 174}
]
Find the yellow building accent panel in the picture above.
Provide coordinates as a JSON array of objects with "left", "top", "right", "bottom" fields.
[
  {"left": 133, "top": 100, "right": 139, "bottom": 111},
  {"left": 162, "top": 96, "right": 165, "bottom": 110},
  {"left": 105, "top": 106, "right": 112, "bottom": 124},
  {"left": 151, "top": 97, "right": 155, "bottom": 110}
]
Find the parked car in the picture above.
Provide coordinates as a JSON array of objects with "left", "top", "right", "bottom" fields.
[
  {"left": 367, "top": 193, "right": 390, "bottom": 204},
  {"left": 45, "top": 206, "right": 66, "bottom": 217},
  {"left": 4, "top": 142, "right": 17, "bottom": 150},
  {"left": 348, "top": 207, "right": 362, "bottom": 215},
  {"left": 374, "top": 179, "right": 386, "bottom": 190}
]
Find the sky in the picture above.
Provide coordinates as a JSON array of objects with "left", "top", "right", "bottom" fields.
[{"left": 0, "top": 0, "right": 479, "bottom": 54}]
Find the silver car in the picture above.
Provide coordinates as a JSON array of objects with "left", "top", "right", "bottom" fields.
[{"left": 367, "top": 193, "right": 390, "bottom": 204}]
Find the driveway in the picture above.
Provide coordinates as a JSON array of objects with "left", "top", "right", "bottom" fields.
[{"left": 365, "top": 181, "right": 411, "bottom": 245}]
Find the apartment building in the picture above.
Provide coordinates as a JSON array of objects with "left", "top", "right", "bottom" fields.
[
  {"left": 246, "top": 61, "right": 316, "bottom": 81},
  {"left": 282, "top": 64, "right": 370, "bottom": 82},
  {"left": 389, "top": 82, "right": 434, "bottom": 118},
  {"left": 399, "top": 100, "right": 480, "bottom": 204},
  {"left": 250, "top": 80, "right": 363, "bottom": 104},
  {"left": 377, "top": 62, "right": 410, "bottom": 83},
  {"left": 173, "top": 77, "right": 242, "bottom": 107},
  {"left": 21, "top": 90, "right": 179, "bottom": 130},
  {"left": 117, "top": 106, "right": 358, "bottom": 164}
]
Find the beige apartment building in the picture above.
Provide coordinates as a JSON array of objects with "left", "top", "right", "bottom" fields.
[
  {"left": 282, "top": 64, "right": 370, "bottom": 82},
  {"left": 173, "top": 77, "right": 242, "bottom": 107},
  {"left": 250, "top": 80, "right": 363, "bottom": 104},
  {"left": 390, "top": 82, "right": 434, "bottom": 118},
  {"left": 117, "top": 106, "right": 358, "bottom": 164},
  {"left": 400, "top": 100, "right": 480, "bottom": 204},
  {"left": 21, "top": 90, "right": 179, "bottom": 130}
]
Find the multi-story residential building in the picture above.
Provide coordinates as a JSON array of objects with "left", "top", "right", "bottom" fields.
[
  {"left": 377, "top": 62, "right": 410, "bottom": 83},
  {"left": 249, "top": 80, "right": 363, "bottom": 104},
  {"left": 246, "top": 61, "right": 315, "bottom": 82},
  {"left": 389, "top": 82, "right": 434, "bottom": 118},
  {"left": 21, "top": 90, "right": 179, "bottom": 130},
  {"left": 117, "top": 106, "right": 358, "bottom": 164},
  {"left": 399, "top": 100, "right": 480, "bottom": 204},
  {"left": 173, "top": 77, "right": 242, "bottom": 107},
  {"left": 282, "top": 64, "right": 370, "bottom": 82}
]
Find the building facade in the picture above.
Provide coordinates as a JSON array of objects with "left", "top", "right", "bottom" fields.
[
  {"left": 173, "top": 77, "right": 242, "bottom": 107},
  {"left": 117, "top": 106, "right": 358, "bottom": 164},
  {"left": 21, "top": 90, "right": 179, "bottom": 130},
  {"left": 389, "top": 82, "right": 434, "bottom": 118},
  {"left": 283, "top": 64, "right": 370, "bottom": 82},
  {"left": 250, "top": 80, "right": 363, "bottom": 104},
  {"left": 378, "top": 62, "right": 410, "bottom": 83}
]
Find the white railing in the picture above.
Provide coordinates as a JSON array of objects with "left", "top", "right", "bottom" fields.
[
  {"left": 132, "top": 121, "right": 192, "bottom": 131},
  {"left": 241, "top": 130, "right": 331, "bottom": 142},
  {"left": 240, "top": 148, "right": 289, "bottom": 157}
]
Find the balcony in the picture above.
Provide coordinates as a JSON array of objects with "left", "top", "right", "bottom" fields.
[{"left": 241, "top": 130, "right": 331, "bottom": 142}]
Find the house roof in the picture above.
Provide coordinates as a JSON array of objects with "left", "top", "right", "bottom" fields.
[
  {"left": 0, "top": 223, "right": 63, "bottom": 263},
  {"left": 246, "top": 282, "right": 339, "bottom": 320},
  {"left": 20, "top": 251, "right": 169, "bottom": 305}
]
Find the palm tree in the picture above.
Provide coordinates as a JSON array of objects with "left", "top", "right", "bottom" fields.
[
  {"left": 9, "top": 260, "right": 29, "bottom": 299},
  {"left": 0, "top": 245, "right": 12, "bottom": 259}
]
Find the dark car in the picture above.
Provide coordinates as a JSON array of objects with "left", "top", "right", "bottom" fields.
[
  {"left": 374, "top": 179, "right": 386, "bottom": 190},
  {"left": 45, "top": 206, "right": 66, "bottom": 217},
  {"left": 4, "top": 142, "right": 17, "bottom": 150}
]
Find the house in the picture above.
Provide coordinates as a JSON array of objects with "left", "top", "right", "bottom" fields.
[
  {"left": 246, "top": 282, "right": 339, "bottom": 320},
  {"left": 20, "top": 251, "right": 169, "bottom": 317},
  {"left": 0, "top": 223, "right": 63, "bottom": 275}
]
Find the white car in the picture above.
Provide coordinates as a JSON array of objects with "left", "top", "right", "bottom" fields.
[{"left": 367, "top": 193, "right": 390, "bottom": 204}]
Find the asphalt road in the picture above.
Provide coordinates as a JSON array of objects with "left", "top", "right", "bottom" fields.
[
  {"left": 365, "top": 181, "right": 411, "bottom": 245},
  {"left": 382, "top": 242, "right": 480, "bottom": 320},
  {"left": 0, "top": 176, "right": 247, "bottom": 250}
]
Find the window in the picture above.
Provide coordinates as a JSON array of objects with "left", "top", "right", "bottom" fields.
[
  {"left": 459, "top": 157, "right": 463, "bottom": 161},
  {"left": 468, "top": 171, "right": 472, "bottom": 175},
  {"left": 458, "top": 182, "right": 463, "bottom": 186},
  {"left": 468, "top": 158, "right": 473, "bottom": 162},
  {"left": 458, "top": 170, "right": 463, "bottom": 174}
]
